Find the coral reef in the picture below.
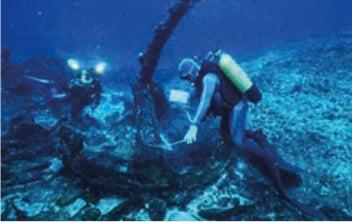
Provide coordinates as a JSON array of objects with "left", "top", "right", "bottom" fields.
[{"left": 1, "top": 36, "right": 352, "bottom": 220}]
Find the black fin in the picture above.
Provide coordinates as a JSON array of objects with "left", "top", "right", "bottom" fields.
[
  {"left": 244, "top": 130, "right": 326, "bottom": 219},
  {"left": 272, "top": 161, "right": 327, "bottom": 220}
]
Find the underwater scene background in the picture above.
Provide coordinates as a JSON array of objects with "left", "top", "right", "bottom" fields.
[{"left": 1, "top": 0, "right": 352, "bottom": 220}]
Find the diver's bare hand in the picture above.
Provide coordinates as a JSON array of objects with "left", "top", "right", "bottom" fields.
[{"left": 184, "top": 125, "right": 198, "bottom": 144}]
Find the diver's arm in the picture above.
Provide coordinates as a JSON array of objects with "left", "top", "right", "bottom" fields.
[
  {"left": 184, "top": 73, "right": 219, "bottom": 144},
  {"left": 51, "top": 87, "right": 68, "bottom": 100},
  {"left": 191, "top": 73, "right": 218, "bottom": 124}
]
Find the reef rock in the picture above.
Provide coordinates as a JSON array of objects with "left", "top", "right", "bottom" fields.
[
  {"left": 1, "top": 116, "right": 60, "bottom": 186},
  {"left": 51, "top": 88, "right": 234, "bottom": 194}
]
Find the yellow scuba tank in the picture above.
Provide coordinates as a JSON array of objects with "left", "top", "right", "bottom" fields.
[{"left": 217, "top": 52, "right": 253, "bottom": 93}]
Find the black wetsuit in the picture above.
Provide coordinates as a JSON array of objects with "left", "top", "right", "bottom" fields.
[
  {"left": 190, "top": 55, "right": 325, "bottom": 220},
  {"left": 69, "top": 79, "right": 102, "bottom": 119},
  {"left": 192, "top": 57, "right": 261, "bottom": 143}
]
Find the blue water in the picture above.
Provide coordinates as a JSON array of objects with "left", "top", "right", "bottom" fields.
[
  {"left": 3, "top": 0, "right": 352, "bottom": 65},
  {"left": 2, "top": 0, "right": 352, "bottom": 221}
]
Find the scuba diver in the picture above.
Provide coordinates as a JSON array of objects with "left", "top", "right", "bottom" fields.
[
  {"left": 24, "top": 59, "right": 104, "bottom": 120},
  {"left": 179, "top": 50, "right": 261, "bottom": 147},
  {"left": 56, "top": 59, "right": 105, "bottom": 120},
  {"left": 66, "top": 65, "right": 102, "bottom": 120},
  {"left": 178, "top": 50, "right": 326, "bottom": 219}
]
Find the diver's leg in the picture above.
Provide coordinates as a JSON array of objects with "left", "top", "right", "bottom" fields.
[
  {"left": 230, "top": 101, "right": 303, "bottom": 190},
  {"left": 230, "top": 100, "right": 248, "bottom": 149},
  {"left": 71, "top": 100, "right": 83, "bottom": 120},
  {"left": 230, "top": 100, "right": 266, "bottom": 157},
  {"left": 220, "top": 112, "right": 231, "bottom": 144}
]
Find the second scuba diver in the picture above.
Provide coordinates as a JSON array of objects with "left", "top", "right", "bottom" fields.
[
  {"left": 67, "top": 67, "right": 102, "bottom": 119},
  {"left": 24, "top": 59, "right": 104, "bottom": 120},
  {"left": 50, "top": 59, "right": 104, "bottom": 120}
]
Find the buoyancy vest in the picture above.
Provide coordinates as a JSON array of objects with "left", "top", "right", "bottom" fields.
[{"left": 195, "top": 51, "right": 261, "bottom": 115}]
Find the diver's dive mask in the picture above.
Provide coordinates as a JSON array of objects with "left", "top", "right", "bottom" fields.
[
  {"left": 178, "top": 58, "right": 200, "bottom": 82},
  {"left": 79, "top": 70, "right": 93, "bottom": 85}
]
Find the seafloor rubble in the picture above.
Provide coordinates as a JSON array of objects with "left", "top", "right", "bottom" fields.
[{"left": 1, "top": 36, "right": 352, "bottom": 220}]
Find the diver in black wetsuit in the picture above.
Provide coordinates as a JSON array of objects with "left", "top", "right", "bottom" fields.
[
  {"left": 179, "top": 50, "right": 296, "bottom": 165},
  {"left": 67, "top": 68, "right": 102, "bottom": 119},
  {"left": 48, "top": 62, "right": 103, "bottom": 120},
  {"left": 180, "top": 50, "right": 261, "bottom": 149},
  {"left": 178, "top": 50, "right": 326, "bottom": 219}
]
